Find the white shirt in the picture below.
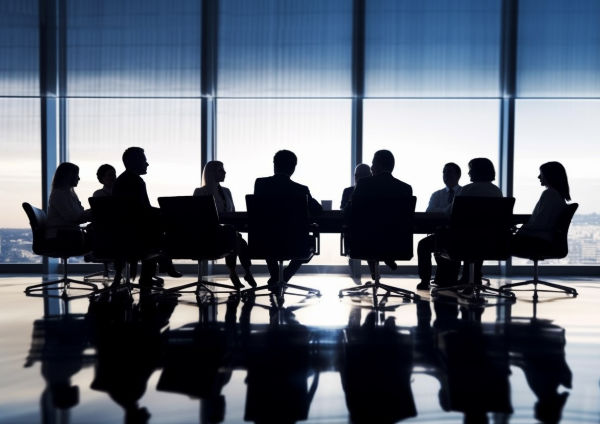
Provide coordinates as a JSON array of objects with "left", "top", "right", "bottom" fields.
[
  {"left": 46, "top": 188, "right": 91, "bottom": 236},
  {"left": 426, "top": 185, "right": 462, "bottom": 213},
  {"left": 193, "top": 185, "right": 235, "bottom": 213}
]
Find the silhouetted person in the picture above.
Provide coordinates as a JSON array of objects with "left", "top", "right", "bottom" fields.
[
  {"left": 194, "top": 160, "right": 256, "bottom": 288},
  {"left": 455, "top": 158, "right": 502, "bottom": 284},
  {"left": 47, "top": 162, "right": 92, "bottom": 250},
  {"left": 513, "top": 162, "right": 571, "bottom": 255},
  {"left": 339, "top": 311, "right": 416, "bottom": 423},
  {"left": 112, "top": 147, "right": 181, "bottom": 286},
  {"left": 350, "top": 149, "right": 412, "bottom": 278},
  {"left": 93, "top": 164, "right": 117, "bottom": 198},
  {"left": 417, "top": 163, "right": 462, "bottom": 290},
  {"left": 340, "top": 163, "right": 371, "bottom": 209},
  {"left": 254, "top": 150, "right": 323, "bottom": 285}
]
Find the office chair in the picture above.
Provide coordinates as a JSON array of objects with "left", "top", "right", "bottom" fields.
[
  {"left": 88, "top": 196, "right": 160, "bottom": 293},
  {"left": 339, "top": 195, "right": 419, "bottom": 307},
  {"left": 242, "top": 194, "right": 321, "bottom": 299},
  {"left": 22, "top": 202, "right": 98, "bottom": 298},
  {"left": 431, "top": 196, "right": 516, "bottom": 303},
  {"left": 158, "top": 196, "right": 241, "bottom": 298},
  {"left": 500, "top": 203, "right": 578, "bottom": 300}
]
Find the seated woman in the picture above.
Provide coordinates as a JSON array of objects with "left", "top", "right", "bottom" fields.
[
  {"left": 92, "top": 164, "right": 116, "bottom": 198},
  {"left": 513, "top": 161, "right": 570, "bottom": 253},
  {"left": 47, "top": 162, "right": 92, "bottom": 250},
  {"left": 340, "top": 163, "right": 371, "bottom": 209},
  {"left": 194, "top": 161, "right": 256, "bottom": 288}
]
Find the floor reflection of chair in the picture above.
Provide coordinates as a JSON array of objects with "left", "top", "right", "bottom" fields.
[
  {"left": 432, "top": 197, "right": 516, "bottom": 304},
  {"left": 500, "top": 203, "right": 579, "bottom": 300},
  {"left": 242, "top": 195, "right": 321, "bottom": 300},
  {"left": 158, "top": 196, "right": 241, "bottom": 298},
  {"left": 339, "top": 310, "right": 417, "bottom": 423},
  {"left": 22, "top": 202, "right": 98, "bottom": 299},
  {"left": 338, "top": 196, "right": 418, "bottom": 308}
]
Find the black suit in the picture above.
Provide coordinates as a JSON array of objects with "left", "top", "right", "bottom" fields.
[{"left": 253, "top": 174, "right": 323, "bottom": 282}]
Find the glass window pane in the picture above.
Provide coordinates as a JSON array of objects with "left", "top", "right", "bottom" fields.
[
  {"left": 514, "top": 100, "right": 600, "bottom": 265},
  {"left": 364, "top": 100, "right": 500, "bottom": 264},
  {"left": 218, "top": 0, "right": 352, "bottom": 97},
  {"left": 67, "top": 99, "right": 202, "bottom": 206},
  {"left": 0, "top": 0, "right": 39, "bottom": 96},
  {"left": 217, "top": 99, "right": 352, "bottom": 265},
  {"left": 66, "top": 0, "right": 202, "bottom": 97},
  {"left": 0, "top": 98, "right": 41, "bottom": 263},
  {"left": 517, "top": 0, "right": 600, "bottom": 97},
  {"left": 365, "top": 0, "right": 502, "bottom": 97}
]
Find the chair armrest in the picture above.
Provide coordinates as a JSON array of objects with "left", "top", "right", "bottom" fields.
[{"left": 309, "top": 223, "right": 320, "bottom": 255}]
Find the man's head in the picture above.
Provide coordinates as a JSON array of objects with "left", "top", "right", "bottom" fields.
[
  {"left": 354, "top": 163, "right": 372, "bottom": 184},
  {"left": 122, "top": 147, "right": 148, "bottom": 175},
  {"left": 442, "top": 162, "right": 461, "bottom": 188},
  {"left": 371, "top": 150, "right": 395, "bottom": 175},
  {"left": 273, "top": 150, "right": 297, "bottom": 176}
]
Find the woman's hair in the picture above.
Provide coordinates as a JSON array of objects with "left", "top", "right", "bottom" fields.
[
  {"left": 96, "top": 164, "right": 115, "bottom": 184},
  {"left": 202, "top": 161, "right": 223, "bottom": 186},
  {"left": 468, "top": 158, "right": 495, "bottom": 182},
  {"left": 540, "top": 161, "right": 571, "bottom": 201},
  {"left": 52, "top": 162, "right": 79, "bottom": 190}
]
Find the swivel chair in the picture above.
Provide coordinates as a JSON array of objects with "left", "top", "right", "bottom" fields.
[
  {"left": 158, "top": 196, "right": 241, "bottom": 298},
  {"left": 242, "top": 195, "right": 321, "bottom": 299},
  {"left": 500, "top": 203, "right": 578, "bottom": 300},
  {"left": 88, "top": 196, "right": 160, "bottom": 293},
  {"left": 431, "top": 196, "right": 516, "bottom": 303},
  {"left": 22, "top": 202, "right": 98, "bottom": 299},
  {"left": 338, "top": 196, "right": 419, "bottom": 308}
]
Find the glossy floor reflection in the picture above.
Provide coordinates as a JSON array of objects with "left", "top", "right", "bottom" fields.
[{"left": 1, "top": 274, "right": 599, "bottom": 423}]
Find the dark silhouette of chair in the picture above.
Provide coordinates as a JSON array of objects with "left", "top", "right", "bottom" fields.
[
  {"left": 158, "top": 196, "right": 240, "bottom": 298},
  {"left": 22, "top": 202, "right": 98, "bottom": 298},
  {"left": 500, "top": 203, "right": 578, "bottom": 300},
  {"left": 338, "top": 196, "right": 418, "bottom": 307},
  {"left": 431, "top": 196, "right": 516, "bottom": 303},
  {"left": 242, "top": 194, "right": 321, "bottom": 299},
  {"left": 88, "top": 196, "right": 159, "bottom": 292}
]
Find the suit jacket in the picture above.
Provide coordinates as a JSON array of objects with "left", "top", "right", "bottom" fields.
[
  {"left": 340, "top": 186, "right": 354, "bottom": 209},
  {"left": 254, "top": 174, "right": 323, "bottom": 217},
  {"left": 351, "top": 172, "right": 412, "bottom": 200},
  {"left": 112, "top": 170, "right": 152, "bottom": 211}
]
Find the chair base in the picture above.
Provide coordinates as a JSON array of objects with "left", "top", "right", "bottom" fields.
[
  {"left": 339, "top": 279, "right": 419, "bottom": 309},
  {"left": 241, "top": 260, "right": 321, "bottom": 300},
  {"left": 500, "top": 279, "right": 578, "bottom": 301},
  {"left": 431, "top": 263, "right": 514, "bottom": 304},
  {"left": 25, "top": 277, "right": 98, "bottom": 299},
  {"left": 166, "top": 279, "right": 241, "bottom": 299}
]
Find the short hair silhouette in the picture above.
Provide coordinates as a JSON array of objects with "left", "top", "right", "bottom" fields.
[
  {"left": 96, "top": 164, "right": 115, "bottom": 184},
  {"left": 540, "top": 161, "right": 571, "bottom": 201},
  {"left": 202, "top": 160, "right": 224, "bottom": 186},
  {"left": 354, "top": 163, "right": 371, "bottom": 180},
  {"left": 468, "top": 158, "right": 495, "bottom": 182},
  {"left": 373, "top": 150, "right": 395, "bottom": 173},
  {"left": 444, "top": 162, "right": 461, "bottom": 178},
  {"left": 52, "top": 162, "right": 79, "bottom": 190},
  {"left": 122, "top": 147, "right": 145, "bottom": 169},
  {"left": 273, "top": 150, "right": 297, "bottom": 175}
]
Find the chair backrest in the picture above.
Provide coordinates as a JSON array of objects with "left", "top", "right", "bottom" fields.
[
  {"left": 547, "top": 203, "right": 578, "bottom": 259},
  {"left": 22, "top": 202, "right": 48, "bottom": 255},
  {"left": 447, "top": 196, "right": 515, "bottom": 261},
  {"left": 158, "top": 195, "right": 224, "bottom": 260},
  {"left": 245, "top": 194, "right": 311, "bottom": 260},
  {"left": 346, "top": 195, "right": 416, "bottom": 261},
  {"left": 88, "top": 196, "right": 143, "bottom": 260}
]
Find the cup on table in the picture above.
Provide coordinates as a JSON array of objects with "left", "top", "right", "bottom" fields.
[{"left": 321, "top": 200, "right": 332, "bottom": 211}]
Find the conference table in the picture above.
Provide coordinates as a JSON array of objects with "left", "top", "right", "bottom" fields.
[{"left": 221, "top": 210, "right": 531, "bottom": 234}]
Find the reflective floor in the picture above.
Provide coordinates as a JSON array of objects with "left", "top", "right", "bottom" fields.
[{"left": 1, "top": 273, "right": 599, "bottom": 424}]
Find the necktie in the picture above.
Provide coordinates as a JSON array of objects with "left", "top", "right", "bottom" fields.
[{"left": 448, "top": 188, "right": 455, "bottom": 204}]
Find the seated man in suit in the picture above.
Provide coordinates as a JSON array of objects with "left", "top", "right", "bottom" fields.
[
  {"left": 254, "top": 150, "right": 323, "bottom": 285},
  {"left": 350, "top": 149, "right": 412, "bottom": 278},
  {"left": 112, "top": 147, "right": 181, "bottom": 286},
  {"left": 416, "top": 162, "right": 462, "bottom": 290}
]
